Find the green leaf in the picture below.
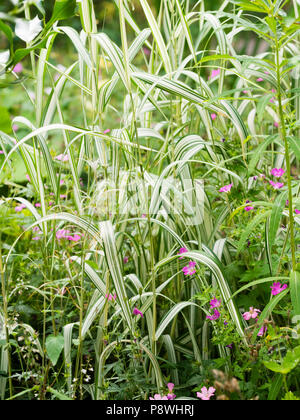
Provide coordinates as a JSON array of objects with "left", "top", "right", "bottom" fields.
[
  {"left": 0, "top": 106, "right": 12, "bottom": 134},
  {"left": 45, "top": 335, "right": 64, "bottom": 366},
  {"left": 264, "top": 346, "right": 300, "bottom": 375},
  {"left": 47, "top": 0, "right": 77, "bottom": 28},
  {"left": 268, "top": 190, "right": 288, "bottom": 252},
  {"left": 290, "top": 271, "right": 300, "bottom": 317}
]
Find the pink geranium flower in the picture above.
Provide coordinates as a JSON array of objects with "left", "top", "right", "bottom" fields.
[
  {"left": 133, "top": 307, "right": 144, "bottom": 318},
  {"left": 271, "top": 282, "right": 288, "bottom": 296},
  {"left": 206, "top": 309, "right": 221, "bottom": 321},
  {"left": 209, "top": 297, "right": 221, "bottom": 309},
  {"left": 209, "top": 69, "right": 220, "bottom": 80},
  {"left": 67, "top": 234, "right": 81, "bottom": 242},
  {"left": 178, "top": 247, "right": 188, "bottom": 259},
  {"left": 15, "top": 204, "right": 26, "bottom": 212},
  {"left": 211, "top": 113, "right": 217, "bottom": 121},
  {"left": 123, "top": 256, "right": 129, "bottom": 264},
  {"left": 167, "top": 383, "right": 176, "bottom": 400},
  {"left": 182, "top": 261, "right": 196, "bottom": 276},
  {"left": 149, "top": 394, "right": 168, "bottom": 400},
  {"left": 196, "top": 387, "right": 216, "bottom": 401},
  {"left": 56, "top": 229, "right": 70, "bottom": 240},
  {"left": 257, "top": 326, "right": 268, "bottom": 337},
  {"left": 295, "top": 209, "right": 300, "bottom": 215},
  {"left": 242, "top": 307, "right": 260, "bottom": 321},
  {"left": 35, "top": 203, "right": 41, "bottom": 208},
  {"left": 13, "top": 62, "right": 23, "bottom": 73},
  {"left": 103, "top": 129, "right": 111, "bottom": 134},
  {"left": 219, "top": 183, "right": 233, "bottom": 193},
  {"left": 271, "top": 168, "right": 285, "bottom": 178},
  {"left": 55, "top": 154, "right": 69, "bottom": 162},
  {"left": 269, "top": 181, "right": 284, "bottom": 190},
  {"left": 256, "top": 78, "right": 264, "bottom": 82},
  {"left": 105, "top": 293, "right": 117, "bottom": 301}
]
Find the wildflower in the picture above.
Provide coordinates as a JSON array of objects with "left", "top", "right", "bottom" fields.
[
  {"left": 103, "top": 129, "right": 111, "bottom": 134},
  {"left": 67, "top": 234, "right": 81, "bottom": 242},
  {"left": 15, "top": 204, "right": 26, "bottom": 212},
  {"left": 211, "top": 113, "right": 217, "bottom": 121},
  {"left": 105, "top": 293, "right": 117, "bottom": 301},
  {"left": 133, "top": 307, "right": 144, "bottom": 318},
  {"left": 167, "top": 383, "right": 176, "bottom": 400},
  {"left": 271, "top": 168, "right": 285, "bottom": 178},
  {"left": 35, "top": 203, "right": 41, "bottom": 208},
  {"left": 219, "top": 183, "right": 233, "bottom": 193},
  {"left": 13, "top": 62, "right": 23, "bottom": 73},
  {"left": 269, "top": 181, "right": 284, "bottom": 190},
  {"left": 256, "top": 78, "right": 264, "bottom": 82},
  {"left": 271, "top": 282, "right": 288, "bottom": 296},
  {"left": 182, "top": 261, "right": 196, "bottom": 276},
  {"left": 55, "top": 154, "right": 69, "bottom": 162},
  {"left": 26, "top": 174, "right": 31, "bottom": 182},
  {"left": 196, "top": 387, "right": 216, "bottom": 401},
  {"left": 149, "top": 394, "right": 168, "bottom": 400},
  {"left": 226, "top": 343, "right": 233, "bottom": 349},
  {"left": 32, "top": 226, "right": 41, "bottom": 233},
  {"left": 123, "top": 256, "right": 129, "bottom": 263},
  {"left": 274, "top": 122, "right": 279, "bottom": 128},
  {"left": 209, "top": 69, "right": 220, "bottom": 79},
  {"left": 209, "top": 297, "right": 221, "bottom": 309},
  {"left": 206, "top": 309, "right": 221, "bottom": 321},
  {"left": 56, "top": 229, "right": 70, "bottom": 240},
  {"left": 32, "top": 237, "right": 40, "bottom": 241},
  {"left": 295, "top": 209, "right": 300, "bottom": 215},
  {"left": 242, "top": 307, "right": 260, "bottom": 321},
  {"left": 178, "top": 247, "right": 188, "bottom": 259},
  {"left": 0, "top": 150, "right": 4, "bottom": 154},
  {"left": 143, "top": 47, "right": 151, "bottom": 56},
  {"left": 245, "top": 201, "right": 254, "bottom": 212},
  {"left": 60, "top": 194, "right": 67, "bottom": 199},
  {"left": 257, "top": 326, "right": 267, "bottom": 337}
]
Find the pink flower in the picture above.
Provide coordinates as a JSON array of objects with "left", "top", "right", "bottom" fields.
[
  {"left": 35, "top": 203, "right": 41, "bottom": 208},
  {"left": 242, "top": 307, "right": 260, "bottom": 321},
  {"left": 105, "top": 293, "right": 117, "bottom": 301},
  {"left": 103, "top": 129, "right": 111, "bottom": 134},
  {"left": 269, "top": 181, "right": 284, "bottom": 190},
  {"left": 56, "top": 229, "right": 70, "bottom": 240},
  {"left": 26, "top": 174, "right": 31, "bottom": 182},
  {"left": 143, "top": 47, "right": 151, "bottom": 56},
  {"left": 206, "top": 309, "right": 221, "bottom": 321},
  {"left": 13, "top": 62, "right": 23, "bottom": 73},
  {"left": 257, "top": 326, "right": 267, "bottom": 337},
  {"left": 219, "top": 183, "right": 233, "bottom": 193},
  {"left": 60, "top": 194, "right": 67, "bottom": 199},
  {"left": 178, "top": 247, "right": 188, "bottom": 259},
  {"left": 32, "top": 237, "right": 41, "bottom": 241},
  {"left": 196, "top": 387, "right": 216, "bottom": 401},
  {"left": 15, "top": 204, "right": 26, "bottom": 212},
  {"left": 67, "top": 234, "right": 81, "bottom": 242},
  {"left": 209, "top": 297, "right": 221, "bottom": 309},
  {"left": 211, "top": 113, "right": 217, "bottom": 121},
  {"left": 271, "top": 282, "right": 288, "bottom": 296},
  {"left": 133, "top": 307, "right": 144, "bottom": 318},
  {"left": 256, "top": 78, "right": 264, "bottom": 82},
  {"left": 0, "top": 150, "right": 4, "bottom": 155},
  {"left": 182, "top": 261, "right": 196, "bottom": 276},
  {"left": 55, "top": 154, "right": 69, "bottom": 162},
  {"left": 295, "top": 209, "right": 300, "bottom": 215},
  {"left": 274, "top": 122, "right": 279, "bottom": 128},
  {"left": 60, "top": 179, "right": 64, "bottom": 185},
  {"left": 167, "top": 383, "right": 174, "bottom": 393},
  {"left": 245, "top": 206, "right": 254, "bottom": 212},
  {"left": 271, "top": 168, "right": 285, "bottom": 178},
  {"left": 209, "top": 69, "right": 220, "bottom": 80},
  {"left": 149, "top": 394, "right": 168, "bottom": 400},
  {"left": 123, "top": 256, "right": 129, "bottom": 264}
]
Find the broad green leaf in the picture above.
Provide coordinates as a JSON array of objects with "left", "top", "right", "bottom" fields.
[{"left": 45, "top": 335, "right": 64, "bottom": 366}]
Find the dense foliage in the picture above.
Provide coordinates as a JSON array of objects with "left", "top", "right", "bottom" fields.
[{"left": 0, "top": 0, "right": 299, "bottom": 401}]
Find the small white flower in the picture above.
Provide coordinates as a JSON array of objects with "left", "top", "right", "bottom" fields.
[{"left": 15, "top": 16, "right": 43, "bottom": 43}]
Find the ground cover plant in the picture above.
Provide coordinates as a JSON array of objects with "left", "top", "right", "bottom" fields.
[{"left": 0, "top": 0, "right": 299, "bottom": 401}]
